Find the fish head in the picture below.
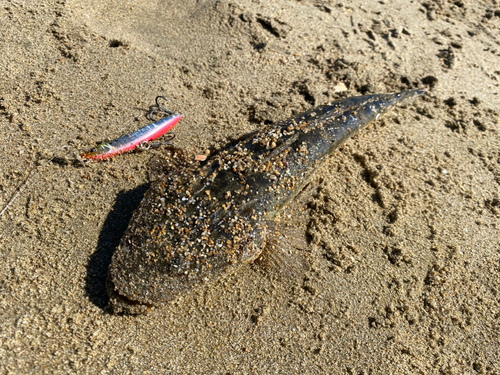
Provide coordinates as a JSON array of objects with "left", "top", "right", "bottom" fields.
[{"left": 106, "top": 201, "right": 269, "bottom": 314}]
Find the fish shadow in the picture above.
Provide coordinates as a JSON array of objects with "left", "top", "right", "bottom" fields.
[{"left": 85, "top": 184, "right": 150, "bottom": 309}]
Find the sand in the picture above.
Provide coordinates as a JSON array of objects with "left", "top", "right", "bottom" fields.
[{"left": 1, "top": 0, "right": 499, "bottom": 373}]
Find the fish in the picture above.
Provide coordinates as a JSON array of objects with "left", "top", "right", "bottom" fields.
[{"left": 106, "top": 89, "right": 425, "bottom": 314}]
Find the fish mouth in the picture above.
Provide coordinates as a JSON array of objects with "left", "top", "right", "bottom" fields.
[{"left": 106, "top": 274, "right": 154, "bottom": 315}]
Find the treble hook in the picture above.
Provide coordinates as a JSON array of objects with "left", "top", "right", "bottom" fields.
[
  {"left": 163, "top": 132, "right": 176, "bottom": 144},
  {"left": 139, "top": 132, "right": 176, "bottom": 150},
  {"left": 147, "top": 96, "right": 174, "bottom": 122},
  {"left": 155, "top": 96, "right": 172, "bottom": 114}
]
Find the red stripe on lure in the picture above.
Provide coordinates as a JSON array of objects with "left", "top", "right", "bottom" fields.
[{"left": 82, "top": 113, "right": 181, "bottom": 160}]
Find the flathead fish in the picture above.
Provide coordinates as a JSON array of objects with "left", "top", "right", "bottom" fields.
[{"left": 107, "top": 89, "right": 425, "bottom": 314}]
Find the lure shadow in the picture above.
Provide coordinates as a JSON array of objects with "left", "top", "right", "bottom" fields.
[{"left": 85, "top": 184, "right": 150, "bottom": 309}]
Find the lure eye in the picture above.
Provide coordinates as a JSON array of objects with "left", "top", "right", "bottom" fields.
[{"left": 90, "top": 148, "right": 97, "bottom": 153}]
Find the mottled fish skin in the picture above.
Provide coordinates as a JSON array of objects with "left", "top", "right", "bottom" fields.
[{"left": 107, "top": 89, "right": 425, "bottom": 314}]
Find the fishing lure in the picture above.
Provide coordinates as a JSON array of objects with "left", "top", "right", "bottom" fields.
[
  {"left": 82, "top": 96, "right": 181, "bottom": 160},
  {"left": 107, "top": 89, "right": 425, "bottom": 314}
]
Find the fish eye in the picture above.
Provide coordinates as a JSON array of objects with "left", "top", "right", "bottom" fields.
[{"left": 90, "top": 148, "right": 97, "bottom": 153}]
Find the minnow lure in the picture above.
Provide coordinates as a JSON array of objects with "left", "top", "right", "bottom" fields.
[
  {"left": 107, "top": 89, "right": 425, "bottom": 314},
  {"left": 82, "top": 97, "right": 181, "bottom": 160}
]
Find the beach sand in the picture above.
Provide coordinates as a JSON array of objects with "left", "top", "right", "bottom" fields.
[{"left": 1, "top": 0, "right": 499, "bottom": 373}]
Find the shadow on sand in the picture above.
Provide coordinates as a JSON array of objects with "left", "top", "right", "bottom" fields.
[{"left": 85, "top": 184, "right": 150, "bottom": 309}]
